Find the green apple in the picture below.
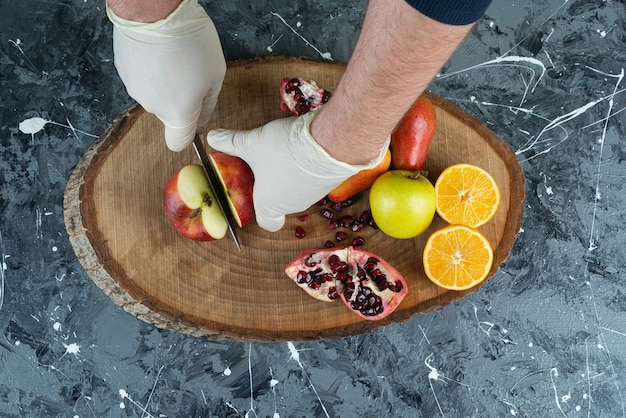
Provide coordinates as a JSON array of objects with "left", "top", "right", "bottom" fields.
[{"left": 369, "top": 170, "right": 436, "bottom": 239}]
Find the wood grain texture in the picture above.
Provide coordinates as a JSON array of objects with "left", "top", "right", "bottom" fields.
[{"left": 64, "top": 57, "right": 525, "bottom": 342}]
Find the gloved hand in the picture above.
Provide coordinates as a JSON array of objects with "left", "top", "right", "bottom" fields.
[
  {"left": 207, "top": 111, "right": 390, "bottom": 232},
  {"left": 107, "top": 0, "right": 226, "bottom": 151}
]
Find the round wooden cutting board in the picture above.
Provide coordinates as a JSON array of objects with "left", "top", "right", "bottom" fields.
[{"left": 64, "top": 57, "right": 524, "bottom": 342}]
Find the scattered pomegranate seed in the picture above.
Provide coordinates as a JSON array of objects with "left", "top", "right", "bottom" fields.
[
  {"left": 341, "top": 198, "right": 354, "bottom": 208},
  {"left": 329, "top": 219, "right": 339, "bottom": 230},
  {"left": 351, "top": 221, "right": 364, "bottom": 232},
  {"left": 295, "top": 225, "right": 306, "bottom": 238},
  {"left": 323, "top": 240, "right": 334, "bottom": 248},
  {"left": 352, "top": 236, "right": 366, "bottom": 247},
  {"left": 317, "top": 197, "right": 329, "bottom": 206},
  {"left": 330, "top": 201, "right": 343, "bottom": 211},
  {"left": 298, "top": 214, "right": 309, "bottom": 222},
  {"left": 335, "top": 231, "right": 348, "bottom": 241},
  {"left": 320, "top": 209, "right": 334, "bottom": 219},
  {"left": 340, "top": 215, "right": 354, "bottom": 228}
]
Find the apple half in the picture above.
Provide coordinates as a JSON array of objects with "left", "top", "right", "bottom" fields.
[
  {"left": 163, "top": 153, "right": 255, "bottom": 241},
  {"left": 209, "top": 152, "right": 255, "bottom": 228},
  {"left": 164, "top": 164, "right": 229, "bottom": 241}
]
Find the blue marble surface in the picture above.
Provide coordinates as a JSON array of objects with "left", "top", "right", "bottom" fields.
[{"left": 1, "top": 0, "right": 625, "bottom": 416}]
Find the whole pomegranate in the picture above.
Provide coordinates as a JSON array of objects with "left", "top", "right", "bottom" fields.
[{"left": 284, "top": 246, "right": 408, "bottom": 321}]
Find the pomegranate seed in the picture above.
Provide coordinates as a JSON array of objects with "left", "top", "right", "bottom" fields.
[
  {"left": 305, "top": 254, "right": 318, "bottom": 267},
  {"left": 363, "top": 259, "right": 377, "bottom": 272},
  {"left": 320, "top": 209, "right": 334, "bottom": 219},
  {"left": 328, "top": 254, "right": 340, "bottom": 265},
  {"left": 317, "top": 197, "right": 329, "bottom": 206},
  {"left": 330, "top": 201, "right": 343, "bottom": 211},
  {"left": 327, "top": 287, "right": 339, "bottom": 300},
  {"left": 331, "top": 261, "right": 349, "bottom": 274},
  {"left": 323, "top": 240, "right": 335, "bottom": 248},
  {"left": 340, "top": 215, "right": 354, "bottom": 228},
  {"left": 299, "top": 214, "right": 309, "bottom": 222},
  {"left": 352, "top": 236, "right": 366, "bottom": 247},
  {"left": 335, "top": 231, "right": 348, "bottom": 241},
  {"left": 329, "top": 219, "right": 339, "bottom": 230},
  {"left": 351, "top": 221, "right": 364, "bottom": 232},
  {"left": 341, "top": 198, "right": 354, "bottom": 208},
  {"left": 295, "top": 225, "right": 306, "bottom": 238},
  {"left": 296, "top": 271, "right": 308, "bottom": 284}
]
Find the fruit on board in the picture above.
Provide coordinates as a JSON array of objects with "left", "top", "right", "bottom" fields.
[
  {"left": 163, "top": 164, "right": 228, "bottom": 241},
  {"left": 368, "top": 170, "right": 436, "bottom": 239},
  {"left": 284, "top": 246, "right": 408, "bottom": 321},
  {"left": 327, "top": 149, "right": 392, "bottom": 203},
  {"left": 279, "top": 77, "right": 332, "bottom": 117},
  {"left": 209, "top": 151, "right": 255, "bottom": 228},
  {"left": 434, "top": 163, "right": 500, "bottom": 228},
  {"left": 391, "top": 95, "right": 437, "bottom": 171},
  {"left": 423, "top": 224, "right": 494, "bottom": 291}
]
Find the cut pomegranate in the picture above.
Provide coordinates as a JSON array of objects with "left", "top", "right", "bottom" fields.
[
  {"left": 279, "top": 77, "right": 332, "bottom": 117},
  {"left": 284, "top": 246, "right": 408, "bottom": 320}
]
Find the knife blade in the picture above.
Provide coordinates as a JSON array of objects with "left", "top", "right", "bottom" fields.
[{"left": 192, "top": 135, "right": 241, "bottom": 251}]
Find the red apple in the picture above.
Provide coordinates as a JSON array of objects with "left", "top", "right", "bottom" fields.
[
  {"left": 209, "top": 151, "right": 255, "bottom": 228},
  {"left": 391, "top": 95, "right": 437, "bottom": 171},
  {"left": 163, "top": 164, "right": 228, "bottom": 241}
]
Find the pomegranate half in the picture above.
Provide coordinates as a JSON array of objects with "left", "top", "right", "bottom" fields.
[{"left": 285, "top": 246, "right": 408, "bottom": 321}]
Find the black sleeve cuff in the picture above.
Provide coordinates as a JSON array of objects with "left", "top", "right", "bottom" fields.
[{"left": 404, "top": 0, "right": 492, "bottom": 25}]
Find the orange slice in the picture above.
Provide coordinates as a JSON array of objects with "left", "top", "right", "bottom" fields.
[
  {"left": 434, "top": 163, "right": 500, "bottom": 228},
  {"left": 423, "top": 224, "right": 493, "bottom": 291}
]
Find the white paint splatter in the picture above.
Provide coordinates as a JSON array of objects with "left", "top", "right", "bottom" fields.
[
  {"left": 63, "top": 342, "right": 81, "bottom": 357},
  {"left": 0, "top": 231, "right": 6, "bottom": 311},
  {"left": 223, "top": 366, "right": 232, "bottom": 376},
  {"left": 550, "top": 368, "right": 568, "bottom": 417},
  {"left": 266, "top": 34, "right": 283, "bottom": 53},
  {"left": 286, "top": 342, "right": 330, "bottom": 418},
  {"left": 53, "top": 322, "right": 62, "bottom": 332},
  {"left": 19, "top": 117, "right": 48, "bottom": 134},
  {"left": 270, "top": 12, "right": 333, "bottom": 61},
  {"left": 18, "top": 116, "right": 97, "bottom": 141},
  {"left": 118, "top": 388, "right": 156, "bottom": 418}
]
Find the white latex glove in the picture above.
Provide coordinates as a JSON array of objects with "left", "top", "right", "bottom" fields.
[
  {"left": 107, "top": 0, "right": 226, "bottom": 151},
  {"left": 207, "top": 111, "right": 390, "bottom": 232}
]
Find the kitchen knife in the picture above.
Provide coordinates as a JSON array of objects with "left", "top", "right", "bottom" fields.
[{"left": 192, "top": 135, "right": 241, "bottom": 251}]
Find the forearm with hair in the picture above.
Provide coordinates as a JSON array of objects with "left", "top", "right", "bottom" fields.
[
  {"left": 106, "top": 0, "right": 183, "bottom": 22},
  {"left": 311, "top": 0, "right": 474, "bottom": 165}
]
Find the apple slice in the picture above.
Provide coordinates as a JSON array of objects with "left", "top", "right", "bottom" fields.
[
  {"left": 164, "top": 164, "right": 228, "bottom": 241},
  {"left": 209, "top": 152, "right": 255, "bottom": 228}
]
